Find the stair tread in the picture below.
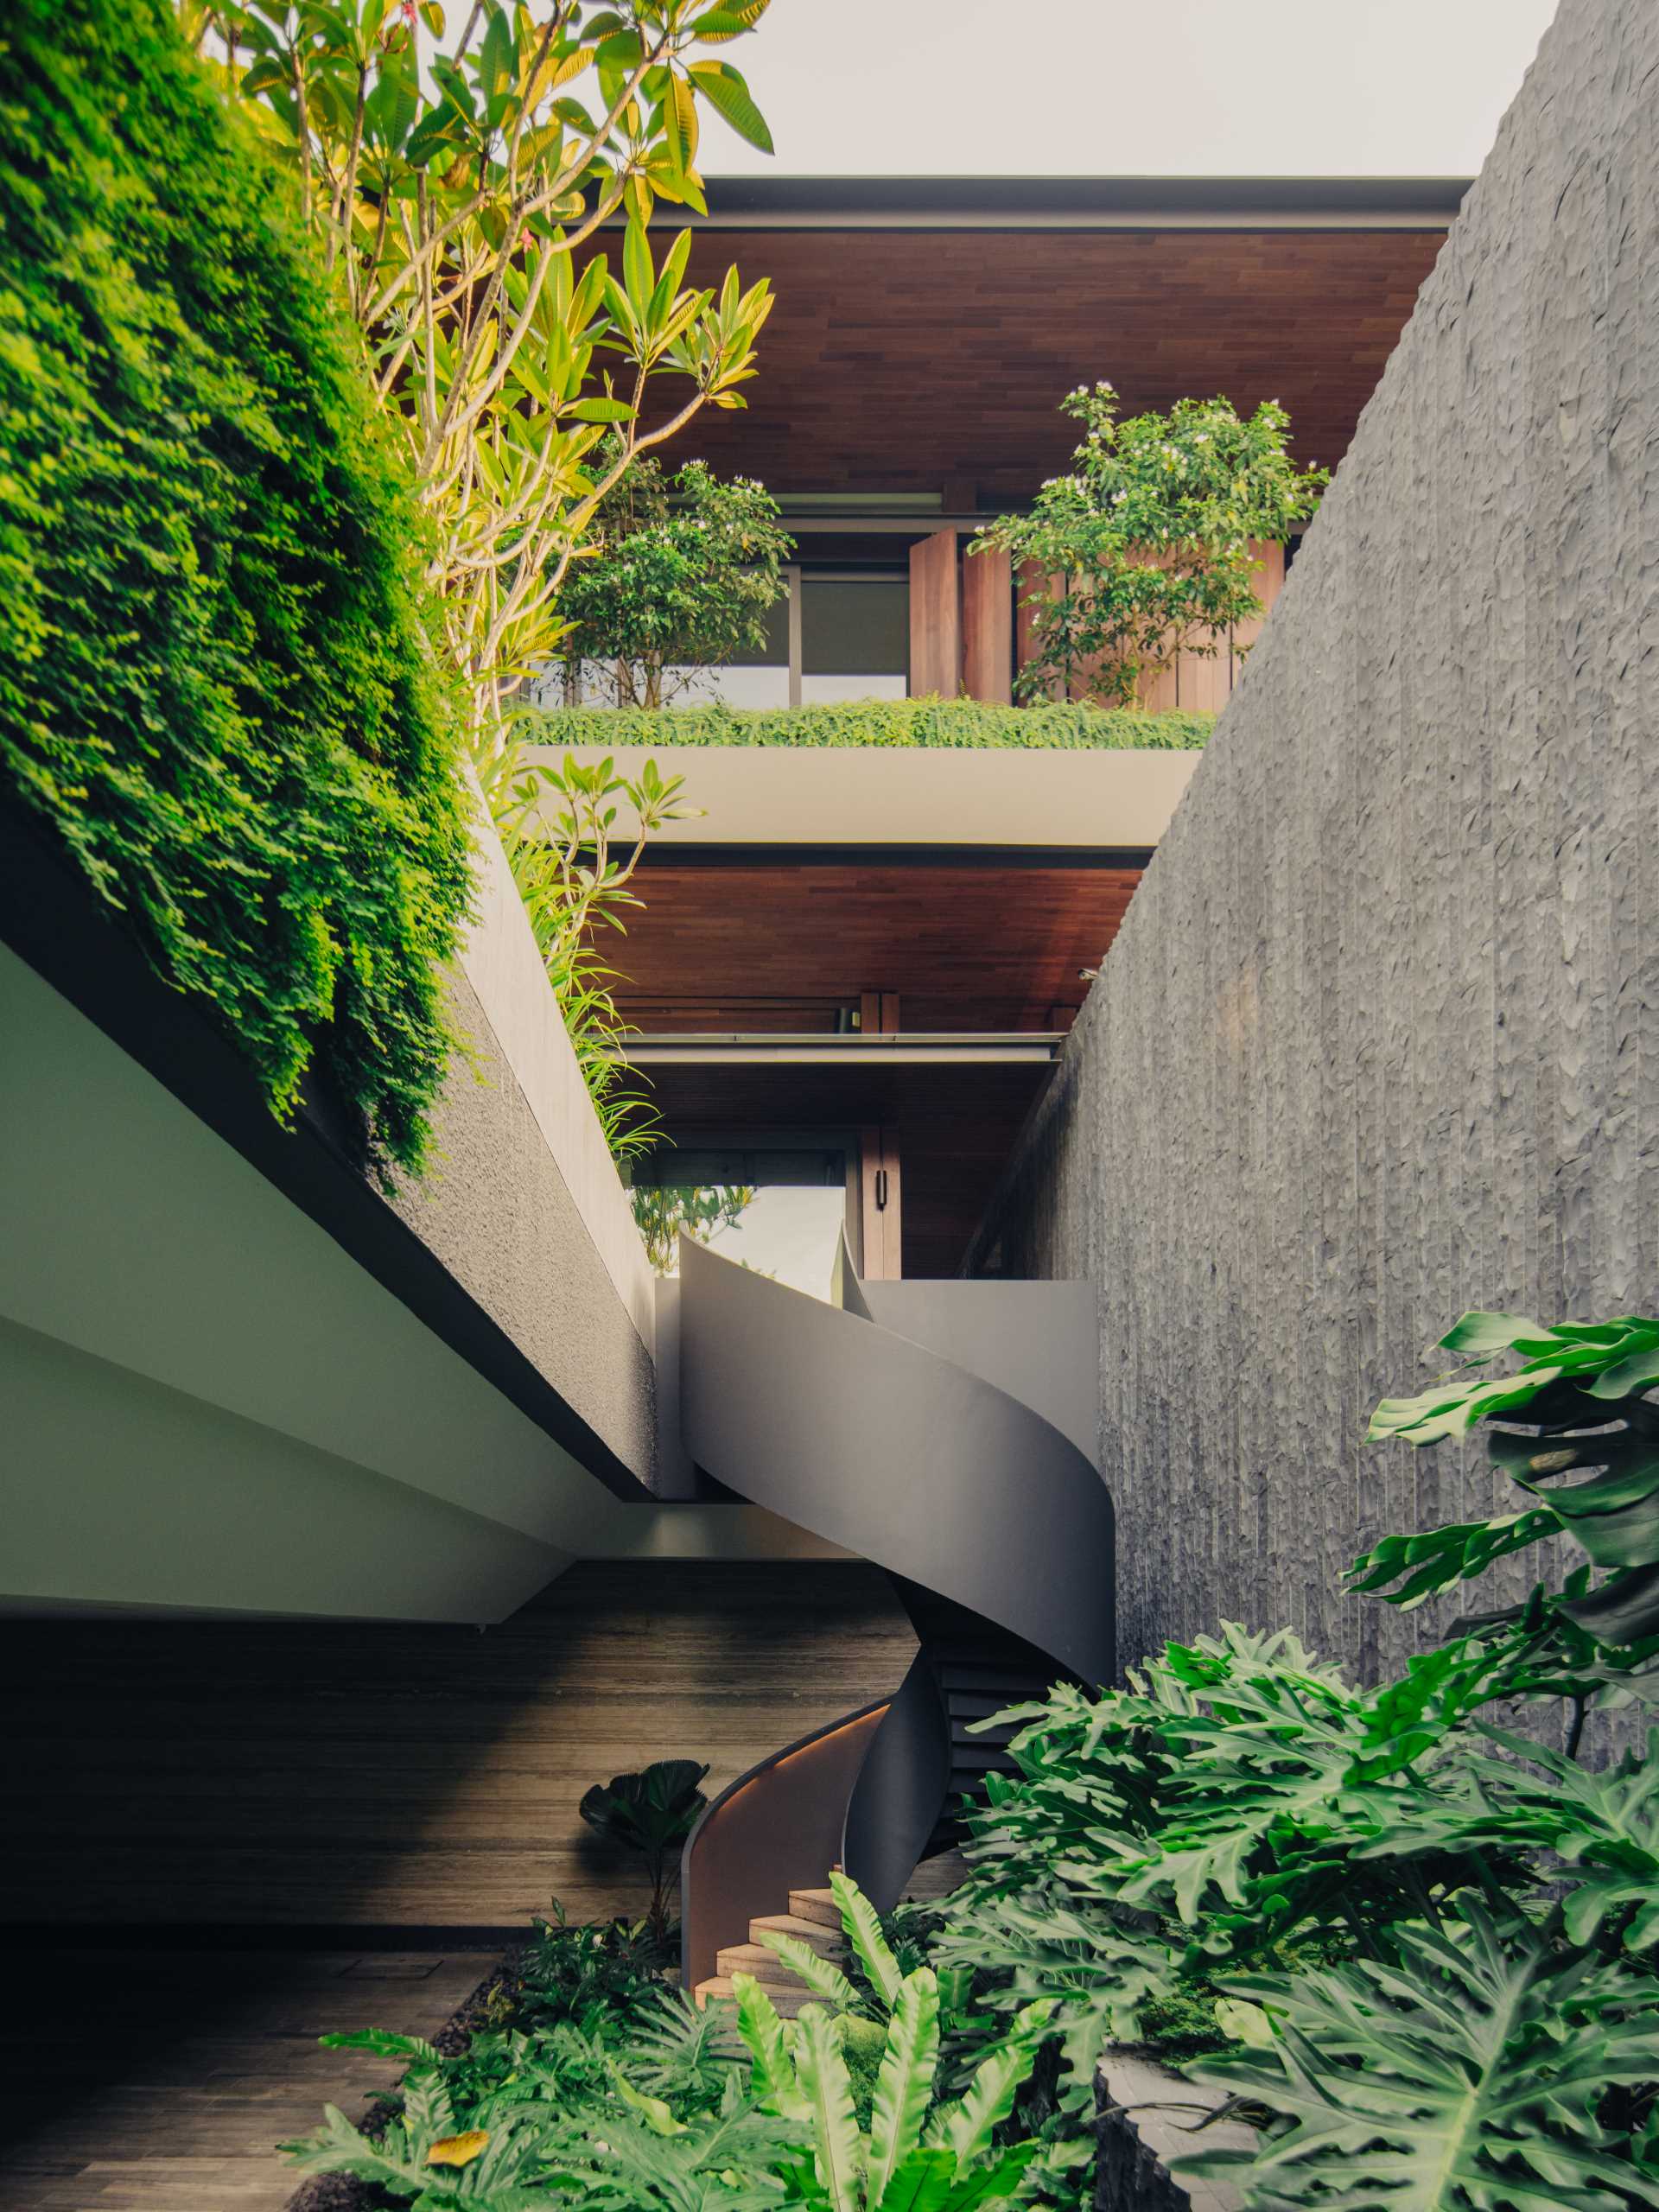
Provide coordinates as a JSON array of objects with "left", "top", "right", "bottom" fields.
[
  {"left": 721, "top": 1946, "right": 836, "bottom": 1999},
  {"left": 786, "top": 1888, "right": 842, "bottom": 1926},
  {"left": 697, "top": 1974, "right": 814, "bottom": 2017},
  {"left": 751, "top": 1913, "right": 849, "bottom": 1954}
]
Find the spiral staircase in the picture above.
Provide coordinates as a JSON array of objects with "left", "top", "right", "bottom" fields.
[{"left": 674, "top": 1236, "right": 1116, "bottom": 2001}]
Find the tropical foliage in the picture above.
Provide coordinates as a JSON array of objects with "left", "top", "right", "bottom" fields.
[
  {"left": 631, "top": 1182, "right": 758, "bottom": 1274},
  {"left": 489, "top": 748, "right": 697, "bottom": 1159},
  {"left": 291, "top": 1312, "right": 1659, "bottom": 2209},
  {"left": 183, "top": 0, "right": 777, "bottom": 760},
  {"left": 925, "top": 1311, "right": 1659, "bottom": 2208},
  {"left": 537, "top": 700, "right": 1217, "bottom": 749},
  {"left": 1, "top": 0, "right": 471, "bottom": 1181},
  {"left": 728, "top": 1951, "right": 1052, "bottom": 2212},
  {"left": 287, "top": 1874, "right": 1057, "bottom": 2211},
  {"left": 176, "top": 1, "right": 786, "bottom": 1163},
  {"left": 579, "top": 1758, "right": 709, "bottom": 1950},
  {"left": 556, "top": 444, "right": 792, "bottom": 706},
  {"left": 977, "top": 383, "right": 1325, "bottom": 709}
]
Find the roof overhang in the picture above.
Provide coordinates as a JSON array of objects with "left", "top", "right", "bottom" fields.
[{"left": 632, "top": 173, "right": 1471, "bottom": 231}]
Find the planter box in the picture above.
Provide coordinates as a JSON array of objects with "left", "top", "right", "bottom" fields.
[
  {"left": 1095, "top": 2048, "right": 1257, "bottom": 2212},
  {"left": 529, "top": 742, "right": 1199, "bottom": 855}
]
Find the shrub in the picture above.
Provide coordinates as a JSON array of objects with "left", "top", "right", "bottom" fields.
[
  {"left": 0, "top": 0, "right": 471, "bottom": 1180},
  {"left": 532, "top": 699, "right": 1216, "bottom": 751},
  {"left": 928, "top": 1312, "right": 1659, "bottom": 2207},
  {"left": 979, "top": 382, "right": 1325, "bottom": 709},
  {"left": 556, "top": 446, "right": 793, "bottom": 709}
]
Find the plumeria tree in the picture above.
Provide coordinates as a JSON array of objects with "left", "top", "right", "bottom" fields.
[
  {"left": 978, "top": 381, "right": 1326, "bottom": 708},
  {"left": 180, "top": 0, "right": 778, "bottom": 759}
]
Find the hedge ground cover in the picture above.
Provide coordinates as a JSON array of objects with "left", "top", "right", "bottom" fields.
[{"left": 535, "top": 700, "right": 1215, "bottom": 752}]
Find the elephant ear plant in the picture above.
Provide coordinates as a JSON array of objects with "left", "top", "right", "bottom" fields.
[{"left": 579, "top": 1758, "right": 709, "bottom": 1955}]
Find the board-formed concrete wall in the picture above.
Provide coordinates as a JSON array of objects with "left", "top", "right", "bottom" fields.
[{"left": 967, "top": 0, "right": 1659, "bottom": 1719}]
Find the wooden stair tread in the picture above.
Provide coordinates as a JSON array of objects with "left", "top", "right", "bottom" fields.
[
  {"left": 717, "top": 1942, "right": 820, "bottom": 1980},
  {"left": 696, "top": 1974, "right": 814, "bottom": 2018},
  {"left": 786, "top": 1887, "right": 841, "bottom": 1927},
  {"left": 750, "top": 1913, "right": 848, "bottom": 1955}
]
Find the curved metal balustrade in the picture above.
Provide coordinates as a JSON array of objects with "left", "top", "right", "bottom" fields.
[{"left": 677, "top": 1237, "right": 1114, "bottom": 1988}]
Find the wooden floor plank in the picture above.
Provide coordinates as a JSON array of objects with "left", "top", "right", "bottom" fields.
[{"left": 0, "top": 1949, "right": 496, "bottom": 2212}]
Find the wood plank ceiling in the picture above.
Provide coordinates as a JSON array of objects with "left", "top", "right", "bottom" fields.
[
  {"left": 616, "top": 860, "right": 1142, "bottom": 1276},
  {"left": 670, "top": 226, "right": 1445, "bottom": 498},
  {"left": 615, "top": 861, "right": 1142, "bottom": 1034}
]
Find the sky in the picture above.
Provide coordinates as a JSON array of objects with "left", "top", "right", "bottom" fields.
[{"left": 694, "top": 0, "right": 1560, "bottom": 180}]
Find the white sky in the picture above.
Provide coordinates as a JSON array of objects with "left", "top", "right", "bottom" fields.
[{"left": 696, "top": 0, "right": 1559, "bottom": 179}]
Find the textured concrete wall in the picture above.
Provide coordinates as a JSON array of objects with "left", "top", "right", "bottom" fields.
[
  {"left": 390, "top": 961, "right": 657, "bottom": 1489},
  {"left": 968, "top": 0, "right": 1659, "bottom": 1719}
]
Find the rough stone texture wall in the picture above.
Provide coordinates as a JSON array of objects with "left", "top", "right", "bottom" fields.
[
  {"left": 967, "top": 0, "right": 1659, "bottom": 1726},
  {"left": 390, "top": 964, "right": 656, "bottom": 1489}
]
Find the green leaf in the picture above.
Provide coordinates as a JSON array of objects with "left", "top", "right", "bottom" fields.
[
  {"left": 569, "top": 397, "right": 637, "bottom": 423},
  {"left": 754, "top": 1929, "right": 858, "bottom": 2009},
  {"left": 795, "top": 2003, "right": 863, "bottom": 2212},
  {"left": 685, "top": 58, "right": 773, "bottom": 151},
  {"left": 730, "top": 1971, "right": 800, "bottom": 2114},
  {"left": 622, "top": 215, "right": 653, "bottom": 310},
  {"left": 830, "top": 1871, "right": 904, "bottom": 2010},
  {"left": 868, "top": 1970, "right": 940, "bottom": 2203},
  {"left": 933, "top": 1999, "right": 1052, "bottom": 2170},
  {"left": 609, "top": 2062, "right": 688, "bottom": 2135},
  {"left": 1184, "top": 1901, "right": 1659, "bottom": 2210}
]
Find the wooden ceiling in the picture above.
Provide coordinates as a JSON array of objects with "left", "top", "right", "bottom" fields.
[
  {"left": 665, "top": 226, "right": 1445, "bottom": 499},
  {"left": 633, "top": 1054, "right": 1052, "bottom": 1283},
  {"left": 615, "top": 860, "right": 1142, "bottom": 1033},
  {"left": 616, "top": 858, "right": 1143, "bottom": 1274}
]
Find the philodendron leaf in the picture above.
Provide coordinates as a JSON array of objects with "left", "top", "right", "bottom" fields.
[
  {"left": 1560, "top": 1561, "right": 1659, "bottom": 1644},
  {"left": 1182, "top": 1901, "right": 1659, "bottom": 2211},
  {"left": 1212, "top": 1997, "right": 1274, "bottom": 2048},
  {"left": 868, "top": 1970, "right": 940, "bottom": 2204},
  {"left": 609, "top": 2063, "right": 688, "bottom": 2135},
  {"left": 830, "top": 1870, "right": 904, "bottom": 2009}
]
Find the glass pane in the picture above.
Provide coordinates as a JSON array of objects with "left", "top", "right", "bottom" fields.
[
  {"left": 801, "top": 579, "right": 908, "bottom": 677},
  {"left": 800, "top": 672, "right": 906, "bottom": 704},
  {"left": 662, "top": 664, "right": 789, "bottom": 707}
]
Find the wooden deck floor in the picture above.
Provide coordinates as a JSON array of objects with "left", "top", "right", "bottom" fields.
[{"left": 0, "top": 1948, "right": 497, "bottom": 2211}]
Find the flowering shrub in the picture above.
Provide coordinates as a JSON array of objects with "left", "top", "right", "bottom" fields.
[{"left": 977, "top": 382, "right": 1326, "bottom": 708}]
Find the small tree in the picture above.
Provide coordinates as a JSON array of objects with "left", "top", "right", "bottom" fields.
[
  {"left": 978, "top": 382, "right": 1326, "bottom": 709},
  {"left": 557, "top": 446, "right": 791, "bottom": 706},
  {"left": 183, "top": 0, "right": 779, "bottom": 755}
]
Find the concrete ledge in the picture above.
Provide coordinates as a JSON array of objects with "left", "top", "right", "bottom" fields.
[
  {"left": 452, "top": 797, "right": 656, "bottom": 1352},
  {"left": 529, "top": 744, "right": 1198, "bottom": 854},
  {"left": 1096, "top": 2050, "right": 1255, "bottom": 2212}
]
